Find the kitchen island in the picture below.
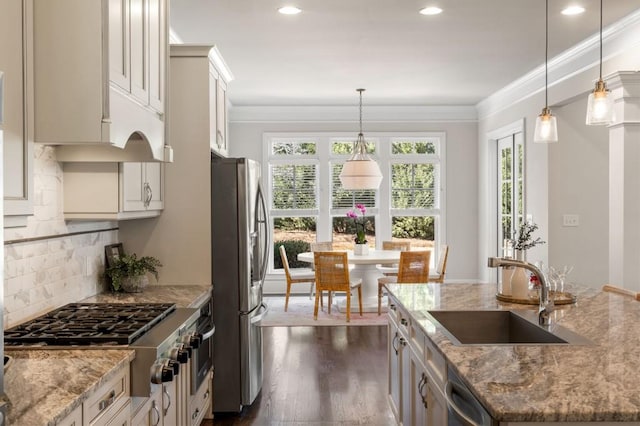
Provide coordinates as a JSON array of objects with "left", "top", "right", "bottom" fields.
[{"left": 386, "top": 282, "right": 640, "bottom": 424}]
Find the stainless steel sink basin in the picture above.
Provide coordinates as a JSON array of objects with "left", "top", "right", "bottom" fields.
[{"left": 426, "top": 310, "right": 592, "bottom": 346}]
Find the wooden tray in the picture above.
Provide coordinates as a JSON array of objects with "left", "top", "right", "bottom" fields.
[{"left": 496, "top": 290, "right": 576, "bottom": 305}]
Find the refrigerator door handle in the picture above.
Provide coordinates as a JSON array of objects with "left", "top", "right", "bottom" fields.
[
  {"left": 250, "top": 302, "right": 269, "bottom": 324},
  {"left": 256, "top": 183, "right": 270, "bottom": 283}
]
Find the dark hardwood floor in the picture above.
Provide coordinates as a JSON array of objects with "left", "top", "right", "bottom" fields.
[{"left": 202, "top": 326, "right": 395, "bottom": 426}]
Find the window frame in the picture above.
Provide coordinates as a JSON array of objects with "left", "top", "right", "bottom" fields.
[{"left": 264, "top": 132, "right": 446, "bottom": 273}]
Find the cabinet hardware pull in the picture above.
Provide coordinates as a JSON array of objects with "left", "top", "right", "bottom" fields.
[
  {"left": 192, "top": 408, "right": 200, "bottom": 420},
  {"left": 151, "top": 400, "right": 161, "bottom": 426},
  {"left": 390, "top": 304, "right": 396, "bottom": 311},
  {"left": 399, "top": 337, "right": 407, "bottom": 346},
  {"left": 98, "top": 390, "right": 116, "bottom": 412},
  {"left": 163, "top": 386, "right": 171, "bottom": 415},
  {"left": 392, "top": 332, "right": 399, "bottom": 355},
  {"left": 419, "top": 372, "right": 428, "bottom": 408},
  {"left": 400, "top": 318, "right": 408, "bottom": 326}
]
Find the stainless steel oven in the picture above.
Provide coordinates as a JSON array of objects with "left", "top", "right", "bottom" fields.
[{"left": 191, "top": 297, "right": 215, "bottom": 394}]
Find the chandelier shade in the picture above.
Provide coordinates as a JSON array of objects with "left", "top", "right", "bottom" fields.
[{"left": 339, "top": 89, "right": 382, "bottom": 190}]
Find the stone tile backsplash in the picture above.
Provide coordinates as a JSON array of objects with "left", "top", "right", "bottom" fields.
[{"left": 4, "top": 145, "right": 118, "bottom": 328}]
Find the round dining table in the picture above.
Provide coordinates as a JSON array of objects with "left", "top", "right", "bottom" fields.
[{"left": 297, "top": 249, "right": 403, "bottom": 313}]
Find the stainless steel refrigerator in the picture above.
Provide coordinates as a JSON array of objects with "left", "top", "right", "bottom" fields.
[{"left": 211, "top": 156, "right": 270, "bottom": 413}]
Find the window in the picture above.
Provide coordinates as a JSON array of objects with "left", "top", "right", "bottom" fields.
[
  {"left": 497, "top": 132, "right": 524, "bottom": 255},
  {"left": 265, "top": 133, "right": 445, "bottom": 271}
]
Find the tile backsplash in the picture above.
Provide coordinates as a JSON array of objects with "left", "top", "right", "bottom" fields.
[{"left": 4, "top": 146, "right": 118, "bottom": 327}]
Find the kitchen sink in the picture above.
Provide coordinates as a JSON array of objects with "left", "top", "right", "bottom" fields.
[{"left": 426, "top": 310, "right": 592, "bottom": 346}]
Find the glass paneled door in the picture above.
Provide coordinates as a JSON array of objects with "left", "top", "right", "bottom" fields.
[{"left": 497, "top": 132, "right": 524, "bottom": 256}]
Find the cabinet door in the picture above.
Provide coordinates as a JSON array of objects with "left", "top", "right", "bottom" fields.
[
  {"left": 400, "top": 333, "right": 411, "bottom": 426},
  {"left": 411, "top": 351, "right": 428, "bottom": 426},
  {"left": 215, "top": 79, "right": 227, "bottom": 155},
  {"left": 131, "top": 391, "right": 162, "bottom": 426},
  {"left": 148, "top": 0, "right": 165, "bottom": 112},
  {"left": 426, "top": 379, "right": 447, "bottom": 426},
  {"left": 109, "top": 0, "right": 130, "bottom": 91},
  {"left": 0, "top": 0, "right": 34, "bottom": 226},
  {"left": 130, "top": 0, "right": 148, "bottom": 104},
  {"left": 208, "top": 66, "right": 218, "bottom": 153},
  {"left": 122, "top": 162, "right": 146, "bottom": 211},
  {"left": 388, "top": 319, "right": 401, "bottom": 422},
  {"left": 145, "top": 162, "right": 163, "bottom": 210},
  {"left": 162, "top": 378, "right": 177, "bottom": 425}
]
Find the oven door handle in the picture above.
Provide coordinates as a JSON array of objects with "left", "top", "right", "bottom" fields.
[
  {"left": 250, "top": 302, "right": 269, "bottom": 324},
  {"left": 201, "top": 324, "right": 216, "bottom": 341}
]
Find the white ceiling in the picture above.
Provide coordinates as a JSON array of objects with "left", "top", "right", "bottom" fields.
[{"left": 170, "top": 0, "right": 640, "bottom": 107}]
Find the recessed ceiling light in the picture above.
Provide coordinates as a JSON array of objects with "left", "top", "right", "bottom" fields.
[
  {"left": 419, "top": 6, "right": 443, "bottom": 16},
  {"left": 561, "top": 5, "right": 585, "bottom": 15},
  {"left": 278, "top": 6, "right": 301, "bottom": 15}
]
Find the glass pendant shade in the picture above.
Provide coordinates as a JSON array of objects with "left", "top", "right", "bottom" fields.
[
  {"left": 534, "top": 107, "right": 558, "bottom": 143},
  {"left": 339, "top": 133, "right": 383, "bottom": 190},
  {"left": 586, "top": 79, "right": 614, "bottom": 125},
  {"left": 339, "top": 89, "right": 383, "bottom": 190}
]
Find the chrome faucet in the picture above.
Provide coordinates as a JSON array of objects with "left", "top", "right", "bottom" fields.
[{"left": 488, "top": 257, "right": 553, "bottom": 326}]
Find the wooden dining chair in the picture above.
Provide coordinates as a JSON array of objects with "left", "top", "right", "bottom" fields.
[
  {"left": 428, "top": 244, "right": 449, "bottom": 283},
  {"left": 279, "top": 245, "right": 317, "bottom": 311},
  {"left": 309, "top": 241, "right": 333, "bottom": 299},
  {"left": 378, "top": 250, "right": 431, "bottom": 315},
  {"left": 376, "top": 240, "right": 412, "bottom": 276},
  {"left": 313, "top": 251, "right": 362, "bottom": 322},
  {"left": 602, "top": 284, "right": 640, "bottom": 301}
]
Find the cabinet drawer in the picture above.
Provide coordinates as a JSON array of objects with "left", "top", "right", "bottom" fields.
[
  {"left": 84, "top": 364, "right": 130, "bottom": 425},
  {"left": 58, "top": 404, "right": 83, "bottom": 426},
  {"left": 189, "top": 376, "right": 211, "bottom": 426},
  {"left": 424, "top": 336, "right": 447, "bottom": 389},
  {"left": 410, "top": 321, "right": 426, "bottom": 359},
  {"left": 387, "top": 296, "right": 401, "bottom": 324}
]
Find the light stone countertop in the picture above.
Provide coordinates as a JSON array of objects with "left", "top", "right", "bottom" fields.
[
  {"left": 2, "top": 285, "right": 211, "bottom": 425},
  {"left": 81, "top": 284, "right": 211, "bottom": 308},
  {"left": 386, "top": 282, "right": 640, "bottom": 423},
  {"left": 3, "top": 349, "right": 135, "bottom": 426}
]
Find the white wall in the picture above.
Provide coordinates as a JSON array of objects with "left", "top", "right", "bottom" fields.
[
  {"left": 3, "top": 146, "right": 118, "bottom": 327},
  {"left": 228, "top": 116, "right": 479, "bottom": 283},
  {"left": 477, "top": 11, "right": 640, "bottom": 288}
]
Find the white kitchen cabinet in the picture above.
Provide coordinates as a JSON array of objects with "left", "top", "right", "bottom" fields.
[
  {"left": 212, "top": 70, "right": 229, "bottom": 157},
  {"left": 122, "top": 162, "right": 164, "bottom": 212},
  {"left": 388, "top": 293, "right": 447, "bottom": 426},
  {"left": 161, "top": 380, "right": 177, "bottom": 426},
  {"left": 0, "top": 0, "right": 34, "bottom": 227},
  {"left": 189, "top": 372, "right": 211, "bottom": 426},
  {"left": 58, "top": 405, "right": 83, "bottom": 426},
  {"left": 63, "top": 162, "right": 163, "bottom": 220},
  {"left": 131, "top": 387, "right": 162, "bottom": 426},
  {"left": 84, "top": 363, "right": 130, "bottom": 426},
  {"left": 32, "top": 0, "right": 168, "bottom": 162}
]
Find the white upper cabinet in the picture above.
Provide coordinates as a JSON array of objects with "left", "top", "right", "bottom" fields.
[
  {"left": 32, "top": 0, "right": 168, "bottom": 162},
  {"left": 170, "top": 44, "right": 232, "bottom": 158},
  {"left": 0, "top": 0, "right": 34, "bottom": 227}
]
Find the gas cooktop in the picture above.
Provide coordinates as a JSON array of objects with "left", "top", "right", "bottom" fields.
[{"left": 4, "top": 302, "right": 177, "bottom": 346}]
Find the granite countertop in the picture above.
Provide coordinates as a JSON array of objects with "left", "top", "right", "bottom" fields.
[
  {"left": 2, "top": 285, "right": 211, "bottom": 425},
  {"left": 3, "top": 349, "right": 135, "bottom": 426},
  {"left": 81, "top": 284, "right": 211, "bottom": 308},
  {"left": 386, "top": 282, "right": 640, "bottom": 423}
]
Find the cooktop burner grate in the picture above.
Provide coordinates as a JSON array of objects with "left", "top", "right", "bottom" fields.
[{"left": 4, "top": 303, "right": 177, "bottom": 346}]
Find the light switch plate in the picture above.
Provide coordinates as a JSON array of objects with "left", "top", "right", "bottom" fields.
[{"left": 563, "top": 214, "right": 579, "bottom": 227}]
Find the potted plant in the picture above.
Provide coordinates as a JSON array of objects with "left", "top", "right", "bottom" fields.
[
  {"left": 347, "top": 203, "right": 369, "bottom": 255},
  {"left": 105, "top": 253, "right": 162, "bottom": 293}
]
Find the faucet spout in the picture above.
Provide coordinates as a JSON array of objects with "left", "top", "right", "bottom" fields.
[{"left": 487, "top": 257, "right": 553, "bottom": 326}]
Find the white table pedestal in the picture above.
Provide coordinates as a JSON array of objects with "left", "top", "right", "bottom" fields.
[{"left": 336, "top": 263, "right": 386, "bottom": 313}]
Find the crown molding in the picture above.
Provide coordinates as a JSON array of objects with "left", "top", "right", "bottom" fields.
[
  {"left": 229, "top": 105, "right": 477, "bottom": 123},
  {"left": 476, "top": 8, "right": 640, "bottom": 120}
]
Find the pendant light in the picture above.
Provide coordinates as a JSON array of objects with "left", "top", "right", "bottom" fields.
[
  {"left": 585, "top": 0, "right": 614, "bottom": 125},
  {"left": 534, "top": 0, "right": 558, "bottom": 143},
  {"left": 339, "top": 89, "right": 383, "bottom": 190}
]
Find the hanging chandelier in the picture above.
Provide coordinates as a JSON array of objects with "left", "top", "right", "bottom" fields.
[
  {"left": 533, "top": 0, "right": 558, "bottom": 143},
  {"left": 339, "top": 89, "right": 383, "bottom": 190},
  {"left": 585, "top": 0, "right": 614, "bottom": 125}
]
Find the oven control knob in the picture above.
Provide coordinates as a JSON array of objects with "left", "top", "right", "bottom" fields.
[
  {"left": 169, "top": 345, "right": 190, "bottom": 363},
  {"left": 181, "top": 333, "right": 201, "bottom": 349},
  {"left": 151, "top": 360, "right": 174, "bottom": 384},
  {"left": 167, "top": 359, "right": 180, "bottom": 375}
]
